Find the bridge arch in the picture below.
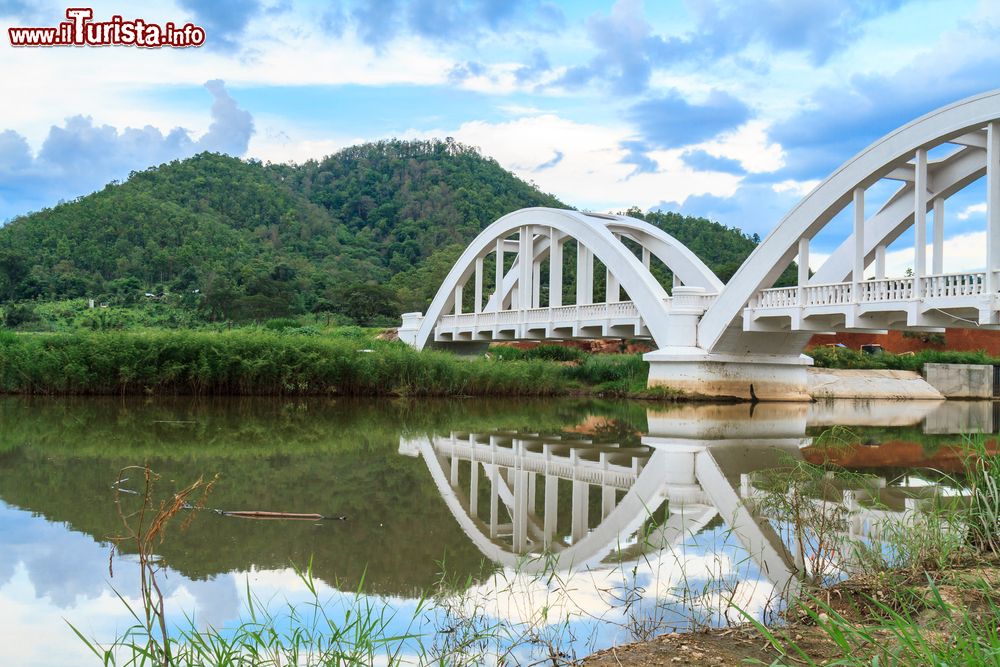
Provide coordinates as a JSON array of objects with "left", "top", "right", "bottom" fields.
[
  {"left": 405, "top": 208, "right": 721, "bottom": 351},
  {"left": 700, "top": 89, "right": 1000, "bottom": 355},
  {"left": 402, "top": 90, "right": 1000, "bottom": 400}
]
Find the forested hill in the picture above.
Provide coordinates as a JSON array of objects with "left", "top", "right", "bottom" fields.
[{"left": 0, "top": 139, "right": 787, "bottom": 323}]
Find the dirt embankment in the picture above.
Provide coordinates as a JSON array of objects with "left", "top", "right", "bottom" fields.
[{"left": 583, "top": 565, "right": 1000, "bottom": 666}]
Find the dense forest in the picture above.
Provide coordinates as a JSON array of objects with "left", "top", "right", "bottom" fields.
[{"left": 0, "top": 139, "right": 790, "bottom": 325}]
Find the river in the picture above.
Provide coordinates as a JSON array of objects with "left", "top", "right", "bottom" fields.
[{"left": 0, "top": 396, "right": 991, "bottom": 665}]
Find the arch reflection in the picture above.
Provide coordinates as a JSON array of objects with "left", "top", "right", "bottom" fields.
[{"left": 404, "top": 399, "right": 981, "bottom": 593}]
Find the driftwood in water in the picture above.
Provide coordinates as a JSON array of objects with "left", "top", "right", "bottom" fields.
[{"left": 213, "top": 509, "right": 346, "bottom": 521}]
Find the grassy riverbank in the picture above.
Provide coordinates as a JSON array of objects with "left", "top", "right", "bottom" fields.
[
  {"left": 809, "top": 344, "right": 1000, "bottom": 371},
  {"left": 0, "top": 329, "right": 672, "bottom": 398},
  {"left": 588, "top": 435, "right": 1000, "bottom": 666}
]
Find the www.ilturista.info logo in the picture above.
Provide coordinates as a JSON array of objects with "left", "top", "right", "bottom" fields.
[{"left": 8, "top": 8, "right": 206, "bottom": 48}]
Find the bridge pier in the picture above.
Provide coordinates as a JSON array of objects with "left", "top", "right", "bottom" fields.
[{"left": 644, "top": 350, "right": 812, "bottom": 401}]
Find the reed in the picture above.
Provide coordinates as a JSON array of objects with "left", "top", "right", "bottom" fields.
[{"left": 0, "top": 331, "right": 569, "bottom": 396}]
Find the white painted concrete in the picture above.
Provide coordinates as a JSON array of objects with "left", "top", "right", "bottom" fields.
[
  {"left": 400, "top": 90, "right": 1000, "bottom": 401},
  {"left": 807, "top": 368, "right": 944, "bottom": 400},
  {"left": 923, "top": 363, "right": 995, "bottom": 398}
]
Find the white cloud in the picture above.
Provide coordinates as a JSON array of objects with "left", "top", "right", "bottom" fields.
[
  {"left": 878, "top": 230, "right": 987, "bottom": 277},
  {"left": 695, "top": 120, "right": 785, "bottom": 174},
  {"left": 773, "top": 179, "right": 820, "bottom": 198},
  {"left": 956, "top": 202, "right": 986, "bottom": 220},
  {"left": 404, "top": 114, "right": 742, "bottom": 212}
]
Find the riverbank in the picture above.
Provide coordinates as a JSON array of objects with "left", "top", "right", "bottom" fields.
[
  {"left": 809, "top": 344, "right": 1000, "bottom": 371},
  {"left": 584, "top": 562, "right": 1000, "bottom": 665},
  {"left": 4, "top": 328, "right": 993, "bottom": 400},
  {"left": 584, "top": 434, "right": 1000, "bottom": 666},
  {"left": 0, "top": 329, "right": 680, "bottom": 398}
]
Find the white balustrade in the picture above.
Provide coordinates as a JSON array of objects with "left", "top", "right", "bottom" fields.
[
  {"left": 804, "top": 282, "right": 853, "bottom": 306},
  {"left": 859, "top": 277, "right": 913, "bottom": 302},
  {"left": 434, "top": 297, "right": 714, "bottom": 340},
  {"left": 918, "top": 272, "right": 985, "bottom": 298},
  {"left": 754, "top": 287, "right": 798, "bottom": 308},
  {"left": 749, "top": 271, "right": 988, "bottom": 328}
]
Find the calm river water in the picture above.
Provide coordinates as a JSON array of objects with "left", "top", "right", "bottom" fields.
[{"left": 0, "top": 396, "right": 993, "bottom": 665}]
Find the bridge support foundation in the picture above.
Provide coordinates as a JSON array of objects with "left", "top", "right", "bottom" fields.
[{"left": 644, "top": 351, "right": 813, "bottom": 402}]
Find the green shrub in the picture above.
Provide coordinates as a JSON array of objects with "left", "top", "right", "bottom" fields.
[
  {"left": 491, "top": 344, "right": 586, "bottom": 362},
  {"left": 264, "top": 317, "right": 302, "bottom": 331},
  {"left": 808, "top": 345, "right": 998, "bottom": 372},
  {"left": 3, "top": 303, "right": 39, "bottom": 328}
]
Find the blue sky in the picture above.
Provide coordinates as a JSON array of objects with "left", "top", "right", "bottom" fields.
[{"left": 1, "top": 0, "right": 999, "bottom": 266}]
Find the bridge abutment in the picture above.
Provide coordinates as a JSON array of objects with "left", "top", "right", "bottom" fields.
[{"left": 644, "top": 350, "right": 813, "bottom": 401}]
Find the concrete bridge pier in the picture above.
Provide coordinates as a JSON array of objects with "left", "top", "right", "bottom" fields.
[
  {"left": 645, "top": 351, "right": 812, "bottom": 401},
  {"left": 647, "top": 285, "right": 812, "bottom": 401}
]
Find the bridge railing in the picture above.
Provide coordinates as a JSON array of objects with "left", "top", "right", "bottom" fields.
[
  {"left": 436, "top": 301, "right": 644, "bottom": 329},
  {"left": 751, "top": 271, "right": 989, "bottom": 310},
  {"left": 804, "top": 282, "right": 853, "bottom": 306},
  {"left": 860, "top": 277, "right": 913, "bottom": 302},
  {"left": 920, "top": 272, "right": 985, "bottom": 298},
  {"left": 754, "top": 286, "right": 798, "bottom": 308}
]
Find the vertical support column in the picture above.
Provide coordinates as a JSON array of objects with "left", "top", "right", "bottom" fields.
[
  {"left": 606, "top": 234, "right": 620, "bottom": 302},
  {"left": 489, "top": 464, "right": 499, "bottom": 538},
  {"left": 474, "top": 256, "right": 483, "bottom": 313},
  {"left": 494, "top": 238, "right": 504, "bottom": 311},
  {"left": 641, "top": 247, "right": 651, "bottom": 269},
  {"left": 549, "top": 229, "right": 563, "bottom": 307},
  {"left": 532, "top": 259, "right": 541, "bottom": 308},
  {"left": 988, "top": 122, "right": 1000, "bottom": 294},
  {"left": 875, "top": 245, "right": 886, "bottom": 280},
  {"left": 797, "top": 236, "right": 809, "bottom": 305},
  {"left": 576, "top": 244, "right": 593, "bottom": 305},
  {"left": 469, "top": 459, "right": 479, "bottom": 518},
  {"left": 601, "top": 486, "right": 616, "bottom": 519},
  {"left": 519, "top": 226, "right": 532, "bottom": 310},
  {"left": 543, "top": 475, "right": 558, "bottom": 547},
  {"left": 513, "top": 467, "right": 527, "bottom": 553},
  {"left": 571, "top": 480, "right": 589, "bottom": 542},
  {"left": 527, "top": 471, "right": 536, "bottom": 514},
  {"left": 932, "top": 198, "right": 945, "bottom": 275},
  {"left": 453, "top": 284, "right": 463, "bottom": 315},
  {"left": 853, "top": 186, "right": 865, "bottom": 302},
  {"left": 606, "top": 268, "right": 619, "bottom": 303},
  {"left": 914, "top": 148, "right": 928, "bottom": 298}
]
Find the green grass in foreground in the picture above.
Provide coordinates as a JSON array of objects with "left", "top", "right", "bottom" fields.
[
  {"left": 0, "top": 331, "right": 672, "bottom": 398},
  {"left": 743, "top": 433, "right": 1000, "bottom": 666}
]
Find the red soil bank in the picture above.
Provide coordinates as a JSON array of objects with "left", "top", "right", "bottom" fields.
[
  {"left": 803, "top": 439, "right": 1000, "bottom": 472},
  {"left": 490, "top": 329, "right": 1000, "bottom": 356},
  {"left": 808, "top": 329, "right": 1000, "bottom": 355}
]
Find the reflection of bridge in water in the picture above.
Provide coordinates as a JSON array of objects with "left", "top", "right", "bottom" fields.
[{"left": 401, "top": 400, "right": 984, "bottom": 592}]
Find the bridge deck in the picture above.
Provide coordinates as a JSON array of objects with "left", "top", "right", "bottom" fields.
[
  {"left": 434, "top": 301, "right": 654, "bottom": 342},
  {"left": 745, "top": 271, "right": 1000, "bottom": 332}
]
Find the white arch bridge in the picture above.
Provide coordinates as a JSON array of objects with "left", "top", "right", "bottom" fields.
[{"left": 400, "top": 90, "right": 1000, "bottom": 400}]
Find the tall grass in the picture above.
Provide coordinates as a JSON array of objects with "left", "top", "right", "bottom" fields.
[
  {"left": 740, "top": 432, "right": 1000, "bottom": 666},
  {"left": 963, "top": 434, "right": 1000, "bottom": 556},
  {"left": 0, "top": 331, "right": 670, "bottom": 398},
  {"left": 0, "top": 330, "right": 577, "bottom": 396}
]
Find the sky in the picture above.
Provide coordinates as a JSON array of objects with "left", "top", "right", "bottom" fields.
[{"left": 1, "top": 0, "right": 999, "bottom": 268}]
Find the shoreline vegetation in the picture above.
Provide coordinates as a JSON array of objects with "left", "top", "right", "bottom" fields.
[
  {"left": 0, "top": 329, "right": 680, "bottom": 399},
  {"left": 5, "top": 323, "right": 1000, "bottom": 398},
  {"left": 809, "top": 344, "right": 1000, "bottom": 371}
]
